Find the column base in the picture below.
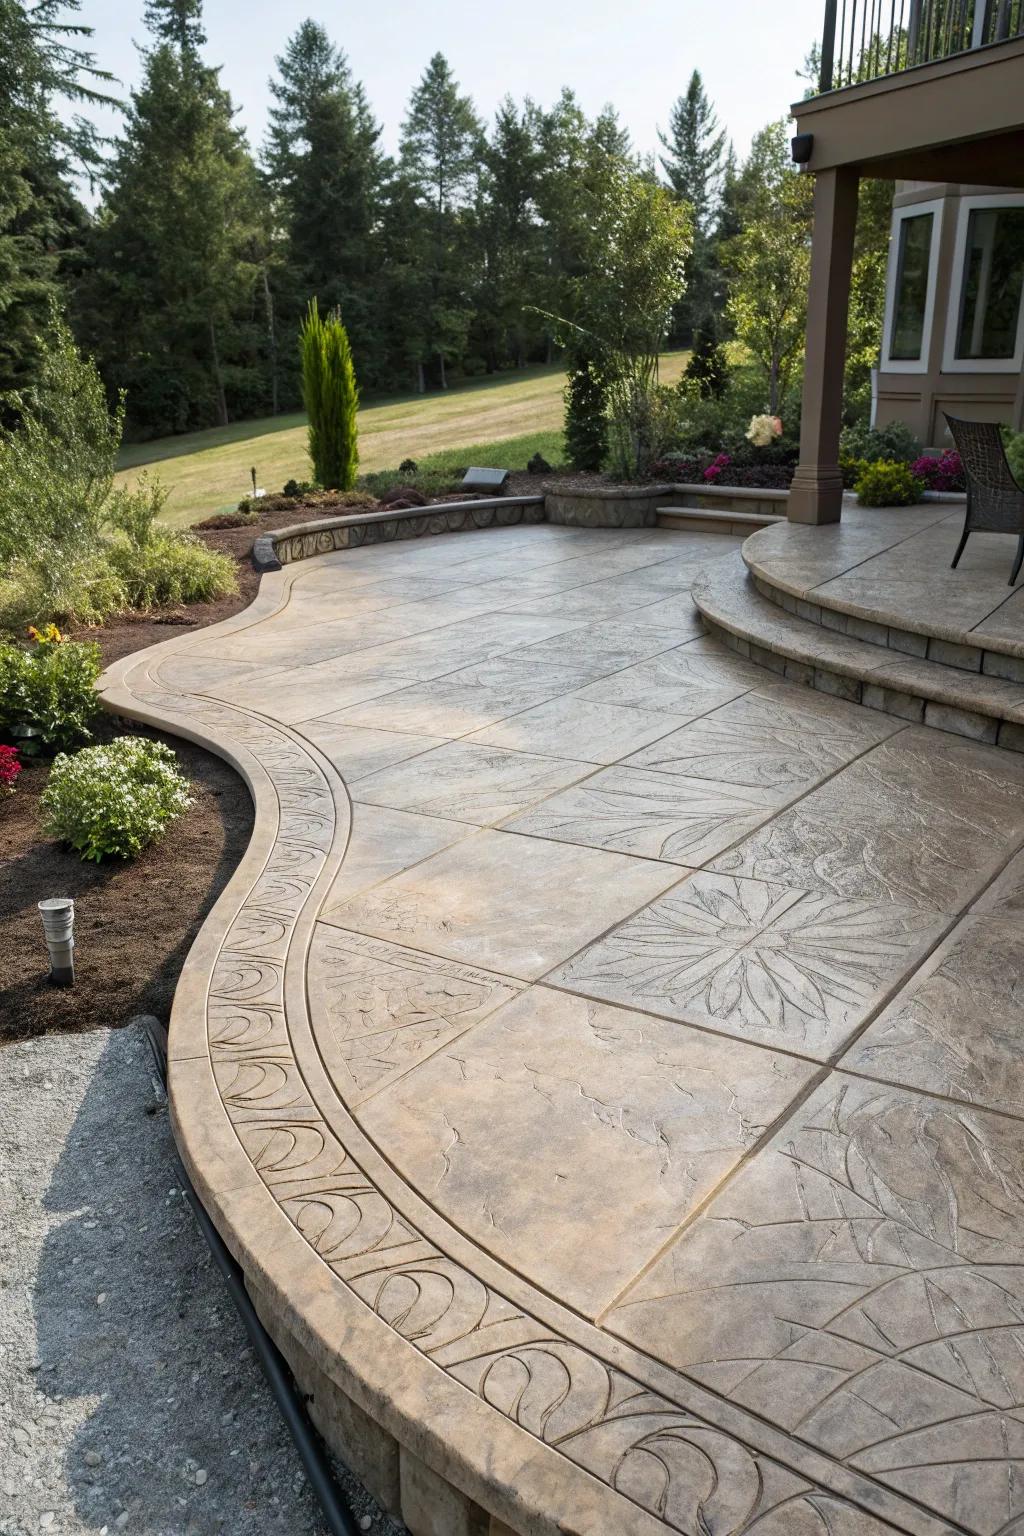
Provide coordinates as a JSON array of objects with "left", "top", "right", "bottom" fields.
[{"left": 786, "top": 468, "right": 845, "bottom": 525}]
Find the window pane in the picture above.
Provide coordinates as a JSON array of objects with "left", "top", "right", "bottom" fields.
[
  {"left": 956, "top": 207, "right": 1024, "bottom": 361},
  {"left": 890, "top": 213, "right": 933, "bottom": 361}
]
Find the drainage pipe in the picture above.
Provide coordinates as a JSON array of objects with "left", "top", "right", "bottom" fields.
[{"left": 143, "top": 1020, "right": 361, "bottom": 1536}]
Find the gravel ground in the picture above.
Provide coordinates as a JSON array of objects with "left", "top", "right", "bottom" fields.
[{"left": 0, "top": 1023, "right": 405, "bottom": 1536}]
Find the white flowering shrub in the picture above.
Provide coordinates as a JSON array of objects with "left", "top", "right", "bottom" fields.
[
  {"left": 745, "top": 414, "right": 783, "bottom": 448},
  {"left": 41, "top": 737, "right": 193, "bottom": 862}
]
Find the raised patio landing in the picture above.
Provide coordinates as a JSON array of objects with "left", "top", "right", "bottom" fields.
[
  {"left": 100, "top": 523, "right": 1024, "bottom": 1536},
  {"left": 694, "top": 502, "right": 1024, "bottom": 750}
]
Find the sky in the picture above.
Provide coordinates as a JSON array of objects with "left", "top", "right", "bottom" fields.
[{"left": 71, "top": 0, "right": 824, "bottom": 176}]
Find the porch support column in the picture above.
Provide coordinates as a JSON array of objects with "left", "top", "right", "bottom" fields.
[{"left": 788, "top": 166, "right": 860, "bottom": 526}]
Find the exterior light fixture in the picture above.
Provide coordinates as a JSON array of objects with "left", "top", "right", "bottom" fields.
[
  {"left": 38, "top": 897, "right": 75, "bottom": 987},
  {"left": 462, "top": 467, "right": 509, "bottom": 494},
  {"left": 791, "top": 133, "right": 814, "bottom": 165}
]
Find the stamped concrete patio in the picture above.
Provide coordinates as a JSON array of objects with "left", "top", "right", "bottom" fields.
[{"left": 100, "top": 521, "right": 1024, "bottom": 1536}]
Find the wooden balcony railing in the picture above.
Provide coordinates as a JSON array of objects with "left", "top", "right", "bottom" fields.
[{"left": 819, "top": 0, "right": 1024, "bottom": 90}]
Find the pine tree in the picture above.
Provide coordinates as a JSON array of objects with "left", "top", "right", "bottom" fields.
[
  {"left": 0, "top": 0, "right": 114, "bottom": 399},
  {"left": 659, "top": 71, "right": 727, "bottom": 342},
  {"left": 264, "top": 21, "right": 386, "bottom": 391},
  {"left": 398, "top": 53, "right": 482, "bottom": 389},
  {"left": 83, "top": 0, "right": 263, "bottom": 435},
  {"left": 471, "top": 97, "right": 545, "bottom": 370}
]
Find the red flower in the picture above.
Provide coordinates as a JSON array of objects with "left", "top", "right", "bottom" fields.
[{"left": 0, "top": 745, "right": 21, "bottom": 792}]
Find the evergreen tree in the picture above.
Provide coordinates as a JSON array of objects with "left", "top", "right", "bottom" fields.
[
  {"left": 83, "top": 0, "right": 263, "bottom": 435},
  {"left": 471, "top": 97, "right": 545, "bottom": 370},
  {"left": 563, "top": 352, "right": 607, "bottom": 470},
  {"left": 399, "top": 53, "right": 482, "bottom": 389},
  {"left": 300, "top": 299, "right": 358, "bottom": 490},
  {"left": 264, "top": 21, "right": 387, "bottom": 391},
  {"left": 658, "top": 71, "right": 727, "bottom": 342},
  {"left": 0, "top": 0, "right": 114, "bottom": 399}
]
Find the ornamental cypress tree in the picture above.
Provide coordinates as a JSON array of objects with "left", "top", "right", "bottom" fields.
[{"left": 300, "top": 299, "right": 359, "bottom": 491}]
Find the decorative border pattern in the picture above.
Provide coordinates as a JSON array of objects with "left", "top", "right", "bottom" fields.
[{"left": 97, "top": 564, "right": 945, "bottom": 1536}]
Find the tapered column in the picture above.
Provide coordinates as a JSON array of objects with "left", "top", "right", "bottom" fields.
[{"left": 788, "top": 166, "right": 859, "bottom": 525}]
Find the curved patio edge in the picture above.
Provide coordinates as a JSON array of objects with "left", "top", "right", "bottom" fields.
[{"left": 93, "top": 549, "right": 941, "bottom": 1536}]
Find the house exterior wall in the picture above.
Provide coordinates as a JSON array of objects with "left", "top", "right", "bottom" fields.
[{"left": 874, "top": 182, "right": 1024, "bottom": 445}]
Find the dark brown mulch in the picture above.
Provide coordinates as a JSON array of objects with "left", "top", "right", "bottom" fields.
[{"left": 0, "top": 730, "right": 253, "bottom": 1043}]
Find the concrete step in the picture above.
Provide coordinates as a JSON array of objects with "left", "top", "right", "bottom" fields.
[
  {"left": 656, "top": 506, "right": 784, "bottom": 535},
  {"left": 692, "top": 550, "right": 1024, "bottom": 752}
]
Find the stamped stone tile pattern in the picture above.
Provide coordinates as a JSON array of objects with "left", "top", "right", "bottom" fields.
[
  {"left": 841, "top": 912, "right": 1024, "bottom": 1116},
  {"left": 104, "top": 523, "right": 1024, "bottom": 1536},
  {"left": 356, "top": 987, "right": 816, "bottom": 1314},
  {"left": 550, "top": 871, "right": 947, "bottom": 1058},
  {"left": 606, "top": 1074, "right": 1024, "bottom": 1533}
]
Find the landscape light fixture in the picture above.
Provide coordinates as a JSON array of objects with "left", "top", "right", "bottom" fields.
[
  {"left": 38, "top": 897, "right": 75, "bottom": 987},
  {"left": 462, "top": 466, "right": 509, "bottom": 494}
]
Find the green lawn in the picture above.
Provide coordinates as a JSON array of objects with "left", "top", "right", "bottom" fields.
[{"left": 117, "top": 353, "right": 690, "bottom": 528}]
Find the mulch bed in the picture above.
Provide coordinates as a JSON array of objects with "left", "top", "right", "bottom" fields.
[{"left": 0, "top": 729, "right": 254, "bottom": 1044}]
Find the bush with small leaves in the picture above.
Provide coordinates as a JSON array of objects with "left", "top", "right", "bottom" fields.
[
  {"left": 41, "top": 736, "right": 193, "bottom": 862},
  {"left": 105, "top": 475, "right": 237, "bottom": 609},
  {"left": 855, "top": 459, "right": 924, "bottom": 507},
  {"left": 841, "top": 420, "right": 920, "bottom": 465},
  {"left": 0, "top": 628, "right": 101, "bottom": 754},
  {"left": 1003, "top": 429, "right": 1024, "bottom": 487}
]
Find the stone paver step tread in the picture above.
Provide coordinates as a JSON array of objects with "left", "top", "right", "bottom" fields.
[{"left": 693, "top": 549, "right": 1024, "bottom": 730}]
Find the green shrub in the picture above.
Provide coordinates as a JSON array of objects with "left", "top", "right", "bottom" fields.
[
  {"left": 0, "top": 629, "right": 102, "bottom": 754},
  {"left": 299, "top": 299, "right": 359, "bottom": 492},
  {"left": 0, "top": 308, "right": 124, "bottom": 575},
  {"left": 0, "top": 551, "right": 127, "bottom": 631},
  {"left": 1003, "top": 428, "right": 1024, "bottom": 487},
  {"left": 105, "top": 475, "right": 237, "bottom": 609},
  {"left": 840, "top": 455, "right": 869, "bottom": 489},
  {"left": 841, "top": 419, "right": 920, "bottom": 464},
  {"left": 684, "top": 330, "right": 730, "bottom": 400},
  {"left": 563, "top": 354, "right": 608, "bottom": 471},
  {"left": 855, "top": 459, "right": 924, "bottom": 507},
  {"left": 41, "top": 736, "right": 193, "bottom": 862}
]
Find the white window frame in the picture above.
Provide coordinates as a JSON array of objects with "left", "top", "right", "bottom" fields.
[
  {"left": 942, "top": 192, "right": 1024, "bottom": 375},
  {"left": 882, "top": 198, "right": 943, "bottom": 374}
]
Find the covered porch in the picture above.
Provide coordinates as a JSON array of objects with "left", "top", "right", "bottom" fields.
[{"left": 789, "top": 4, "right": 1024, "bottom": 523}]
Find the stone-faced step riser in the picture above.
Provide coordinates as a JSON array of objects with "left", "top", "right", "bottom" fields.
[
  {"left": 707, "top": 618, "right": 1024, "bottom": 752},
  {"left": 750, "top": 571, "right": 1024, "bottom": 683}
]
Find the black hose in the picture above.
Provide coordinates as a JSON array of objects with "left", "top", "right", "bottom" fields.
[{"left": 143, "top": 1020, "right": 361, "bottom": 1536}]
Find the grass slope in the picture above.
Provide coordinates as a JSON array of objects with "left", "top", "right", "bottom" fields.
[{"left": 118, "top": 353, "right": 690, "bottom": 528}]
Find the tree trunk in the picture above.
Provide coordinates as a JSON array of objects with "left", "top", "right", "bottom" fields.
[
  {"left": 209, "top": 318, "right": 228, "bottom": 426},
  {"left": 416, "top": 361, "right": 426, "bottom": 394},
  {"left": 438, "top": 350, "right": 447, "bottom": 390},
  {"left": 261, "top": 265, "right": 279, "bottom": 417},
  {"left": 768, "top": 356, "right": 780, "bottom": 416}
]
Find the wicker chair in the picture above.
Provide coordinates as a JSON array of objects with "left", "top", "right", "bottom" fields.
[{"left": 944, "top": 414, "right": 1024, "bottom": 585}]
